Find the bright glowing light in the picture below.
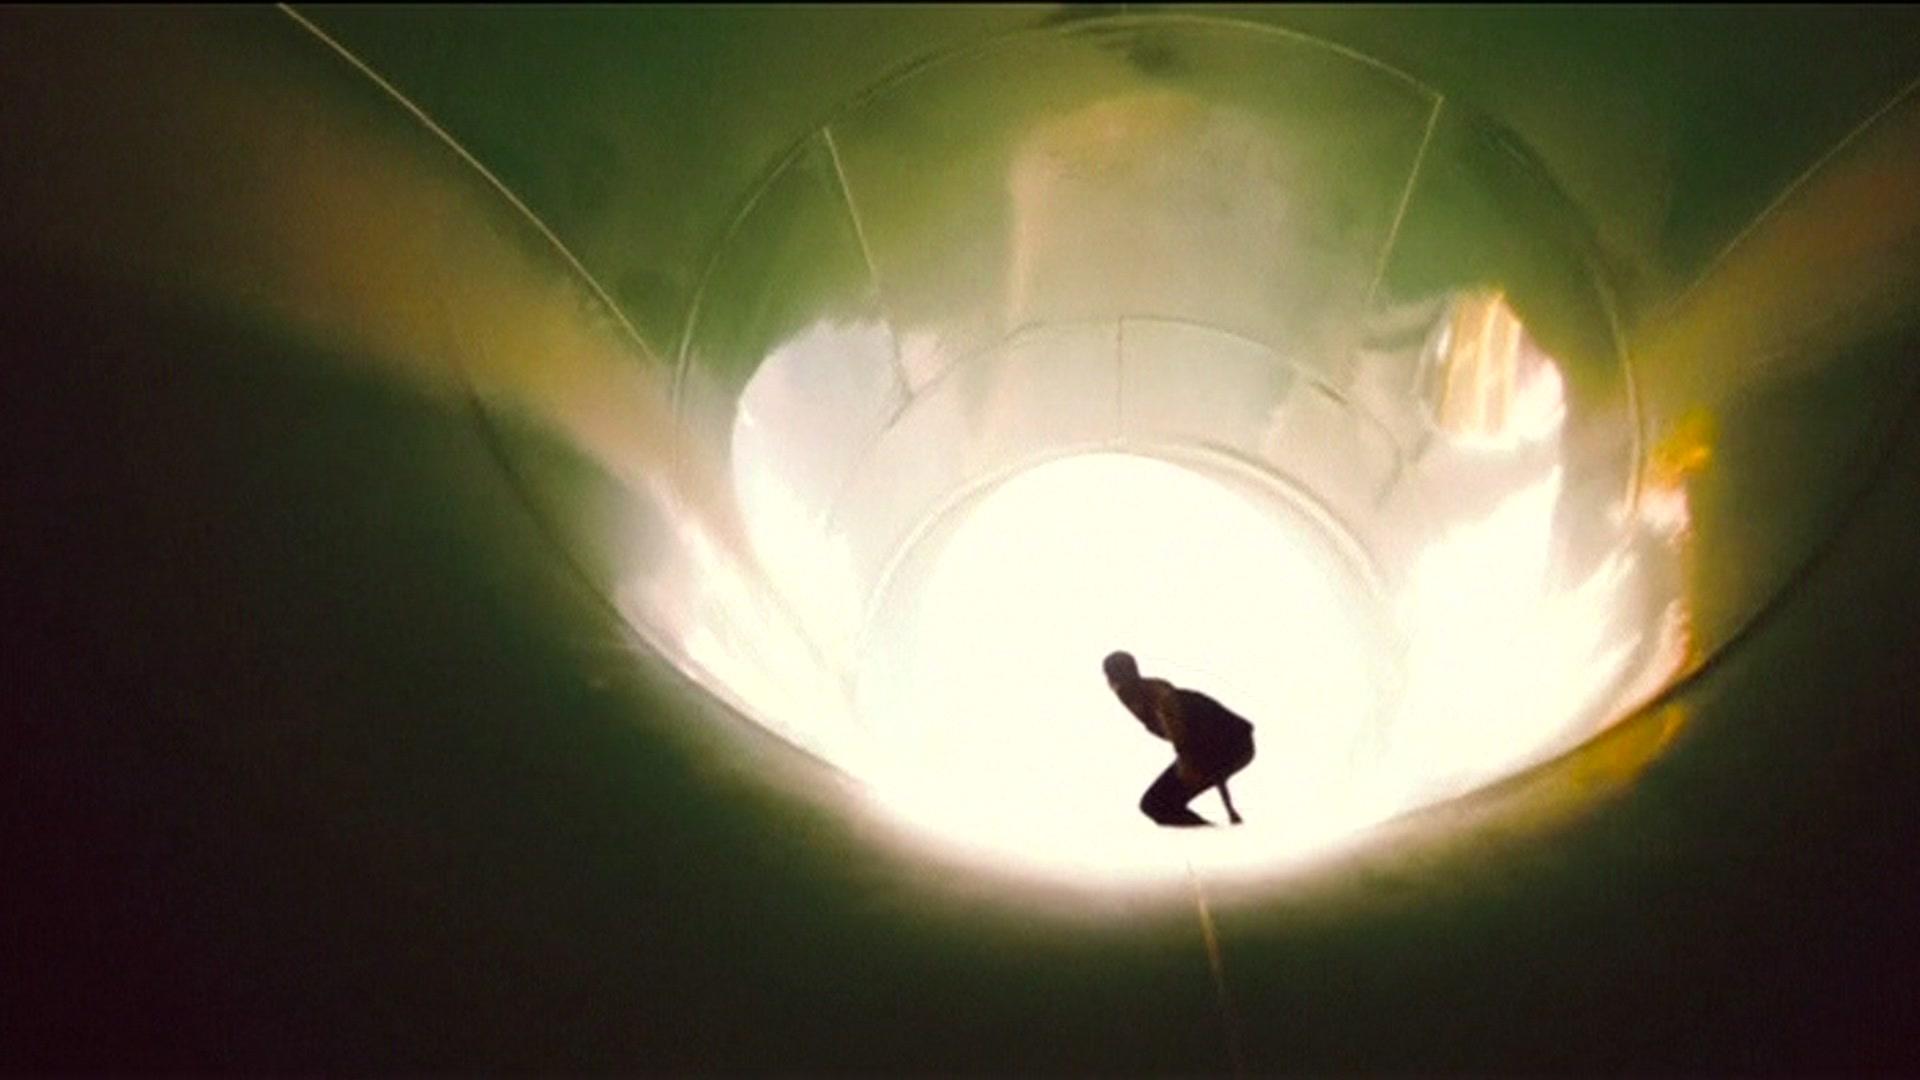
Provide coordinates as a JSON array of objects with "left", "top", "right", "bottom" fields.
[
  {"left": 1425, "top": 292, "right": 1568, "bottom": 450},
  {"left": 630, "top": 302, "right": 1695, "bottom": 888},
  {"left": 1376, "top": 469, "right": 1642, "bottom": 809},
  {"left": 853, "top": 452, "right": 1399, "bottom": 882},
  {"left": 620, "top": 512, "right": 868, "bottom": 772}
]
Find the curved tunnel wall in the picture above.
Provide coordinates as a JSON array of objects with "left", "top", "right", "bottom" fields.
[
  {"left": 663, "top": 17, "right": 1669, "bottom": 860},
  {"left": 5, "top": 4, "right": 1920, "bottom": 1070},
  {"left": 238, "top": 3, "right": 1920, "bottom": 733}
]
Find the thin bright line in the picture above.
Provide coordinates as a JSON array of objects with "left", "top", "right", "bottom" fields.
[
  {"left": 275, "top": 3, "right": 663, "bottom": 367},
  {"left": 1368, "top": 94, "right": 1445, "bottom": 309},
  {"left": 823, "top": 123, "right": 914, "bottom": 394},
  {"left": 284, "top": 4, "right": 862, "bottom": 755},
  {"left": 1188, "top": 859, "right": 1247, "bottom": 1078},
  {"left": 1671, "top": 73, "right": 1920, "bottom": 313}
]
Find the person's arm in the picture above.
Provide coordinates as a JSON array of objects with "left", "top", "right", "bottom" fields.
[
  {"left": 1130, "top": 679, "right": 1174, "bottom": 740},
  {"left": 1118, "top": 691, "right": 1160, "bottom": 737},
  {"left": 1218, "top": 781, "right": 1243, "bottom": 825},
  {"left": 1148, "top": 681, "right": 1186, "bottom": 746}
]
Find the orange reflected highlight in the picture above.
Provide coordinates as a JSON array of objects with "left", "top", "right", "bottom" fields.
[{"left": 1426, "top": 291, "right": 1567, "bottom": 449}]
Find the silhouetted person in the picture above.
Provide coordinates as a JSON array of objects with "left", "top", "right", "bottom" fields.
[{"left": 1104, "top": 651, "right": 1256, "bottom": 827}]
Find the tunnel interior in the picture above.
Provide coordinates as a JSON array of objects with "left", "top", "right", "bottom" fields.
[
  {"left": 6, "top": 4, "right": 1920, "bottom": 1071},
  {"left": 657, "top": 19, "right": 1681, "bottom": 880}
]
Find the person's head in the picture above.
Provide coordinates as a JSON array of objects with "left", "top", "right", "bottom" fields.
[{"left": 1103, "top": 650, "right": 1140, "bottom": 692}]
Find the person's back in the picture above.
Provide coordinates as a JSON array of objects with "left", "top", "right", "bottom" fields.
[
  {"left": 1103, "top": 651, "right": 1257, "bottom": 827},
  {"left": 1170, "top": 688, "right": 1254, "bottom": 771}
]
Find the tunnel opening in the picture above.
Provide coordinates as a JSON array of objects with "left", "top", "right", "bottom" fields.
[
  {"left": 642, "top": 16, "right": 1693, "bottom": 884},
  {"left": 856, "top": 447, "right": 1392, "bottom": 881}
]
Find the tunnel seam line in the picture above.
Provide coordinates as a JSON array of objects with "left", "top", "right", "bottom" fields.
[
  {"left": 826, "top": 311, "right": 1388, "bottom": 537},
  {"left": 668, "top": 134, "right": 824, "bottom": 500},
  {"left": 822, "top": 124, "right": 917, "bottom": 400},
  {"left": 274, "top": 4, "right": 663, "bottom": 369},
  {"left": 819, "top": 14, "right": 1442, "bottom": 135},
  {"left": 1368, "top": 97, "right": 1442, "bottom": 510},
  {"left": 686, "top": 8, "right": 1453, "bottom": 560},
  {"left": 275, "top": 1, "right": 696, "bottom": 676},
  {"left": 1588, "top": 219, "right": 1648, "bottom": 521},
  {"left": 1367, "top": 94, "right": 1445, "bottom": 310},
  {"left": 1668, "top": 72, "right": 1920, "bottom": 316},
  {"left": 845, "top": 432, "right": 1395, "bottom": 684},
  {"left": 444, "top": 281, "right": 860, "bottom": 781},
  {"left": 286, "top": 6, "right": 1920, "bottom": 908},
  {"left": 282, "top": 4, "right": 861, "bottom": 776},
  {"left": 826, "top": 318, "right": 1059, "bottom": 538},
  {"left": 672, "top": 6, "right": 1450, "bottom": 458},
  {"left": 1186, "top": 858, "right": 1247, "bottom": 1079},
  {"left": 839, "top": 316, "right": 1403, "bottom": 658},
  {"left": 276, "top": 0, "right": 740, "bottom": 693},
  {"left": 429, "top": 287, "right": 755, "bottom": 753},
  {"left": 821, "top": 387, "right": 917, "bottom": 539}
]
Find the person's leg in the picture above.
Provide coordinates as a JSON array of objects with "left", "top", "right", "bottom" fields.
[{"left": 1140, "top": 762, "right": 1209, "bottom": 826}]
